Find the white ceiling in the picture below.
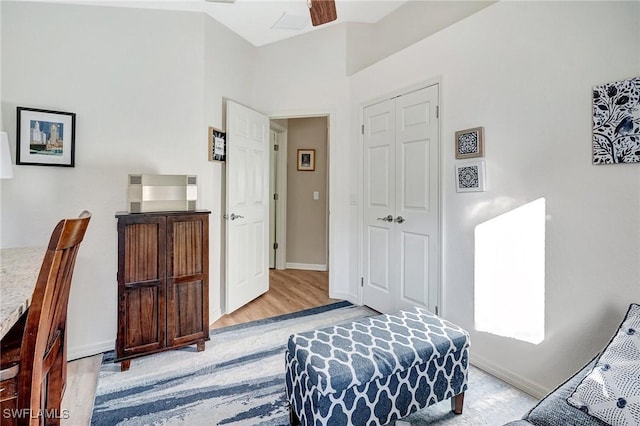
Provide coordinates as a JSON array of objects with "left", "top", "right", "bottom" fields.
[
  {"left": 18, "top": 0, "right": 410, "bottom": 47},
  {"left": 203, "top": 0, "right": 410, "bottom": 46}
]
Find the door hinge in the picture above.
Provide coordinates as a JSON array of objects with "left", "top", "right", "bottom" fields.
[
  {"left": 273, "top": 242, "right": 279, "bottom": 250},
  {"left": 361, "top": 124, "right": 364, "bottom": 135},
  {"left": 274, "top": 144, "right": 279, "bottom": 151},
  {"left": 361, "top": 277, "right": 364, "bottom": 287},
  {"left": 273, "top": 193, "right": 279, "bottom": 201},
  {"left": 436, "top": 105, "right": 439, "bottom": 119}
]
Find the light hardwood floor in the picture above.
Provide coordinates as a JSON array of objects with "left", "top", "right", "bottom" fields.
[
  {"left": 61, "top": 269, "right": 335, "bottom": 425},
  {"left": 212, "top": 269, "right": 338, "bottom": 328}
]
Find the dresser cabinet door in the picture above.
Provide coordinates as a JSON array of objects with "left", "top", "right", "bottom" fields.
[
  {"left": 166, "top": 214, "right": 209, "bottom": 348},
  {"left": 117, "top": 216, "right": 167, "bottom": 358}
]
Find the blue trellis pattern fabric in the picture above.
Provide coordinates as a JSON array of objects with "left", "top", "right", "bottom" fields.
[
  {"left": 285, "top": 307, "right": 470, "bottom": 425},
  {"left": 567, "top": 303, "right": 640, "bottom": 426}
]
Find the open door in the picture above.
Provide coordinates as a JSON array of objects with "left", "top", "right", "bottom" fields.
[{"left": 225, "top": 100, "right": 270, "bottom": 313}]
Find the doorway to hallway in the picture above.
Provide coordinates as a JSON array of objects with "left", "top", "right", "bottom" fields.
[
  {"left": 269, "top": 116, "right": 330, "bottom": 273},
  {"left": 211, "top": 269, "right": 337, "bottom": 328}
]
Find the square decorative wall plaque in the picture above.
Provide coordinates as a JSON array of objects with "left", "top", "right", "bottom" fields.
[
  {"left": 592, "top": 76, "right": 640, "bottom": 164},
  {"left": 455, "top": 126, "right": 484, "bottom": 159},
  {"left": 455, "top": 160, "right": 486, "bottom": 192}
]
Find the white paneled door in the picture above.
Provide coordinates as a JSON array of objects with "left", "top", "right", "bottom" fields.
[
  {"left": 362, "top": 97, "right": 396, "bottom": 313},
  {"left": 225, "top": 100, "right": 270, "bottom": 313},
  {"left": 363, "top": 85, "right": 440, "bottom": 314}
]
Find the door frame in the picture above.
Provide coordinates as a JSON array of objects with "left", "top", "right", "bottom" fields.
[
  {"left": 269, "top": 110, "right": 333, "bottom": 294},
  {"left": 270, "top": 120, "right": 288, "bottom": 270},
  {"left": 357, "top": 78, "right": 443, "bottom": 314}
]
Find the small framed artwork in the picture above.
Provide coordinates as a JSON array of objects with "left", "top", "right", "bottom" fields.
[
  {"left": 455, "top": 160, "right": 486, "bottom": 192},
  {"left": 208, "top": 127, "right": 226, "bottom": 162},
  {"left": 297, "top": 149, "right": 316, "bottom": 171},
  {"left": 17, "top": 107, "right": 76, "bottom": 167},
  {"left": 455, "top": 126, "right": 484, "bottom": 159}
]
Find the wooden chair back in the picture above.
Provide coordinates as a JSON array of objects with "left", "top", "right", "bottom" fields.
[{"left": 18, "top": 211, "right": 91, "bottom": 424}]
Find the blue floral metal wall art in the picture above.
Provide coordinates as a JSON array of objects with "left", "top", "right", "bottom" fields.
[{"left": 592, "top": 77, "right": 640, "bottom": 164}]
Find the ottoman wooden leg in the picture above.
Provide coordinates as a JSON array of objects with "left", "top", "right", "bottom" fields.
[
  {"left": 451, "top": 392, "right": 464, "bottom": 414},
  {"left": 289, "top": 403, "right": 300, "bottom": 425}
]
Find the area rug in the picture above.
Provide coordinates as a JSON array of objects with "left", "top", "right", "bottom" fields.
[{"left": 91, "top": 301, "right": 537, "bottom": 425}]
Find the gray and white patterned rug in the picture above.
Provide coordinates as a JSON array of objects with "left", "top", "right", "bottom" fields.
[{"left": 91, "top": 301, "right": 537, "bottom": 425}]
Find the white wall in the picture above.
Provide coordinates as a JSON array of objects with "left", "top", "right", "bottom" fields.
[
  {"left": 203, "top": 15, "right": 256, "bottom": 321},
  {"left": 345, "top": 1, "right": 495, "bottom": 75},
  {"left": 0, "top": 2, "right": 3, "bottom": 131},
  {"left": 1, "top": 1, "right": 255, "bottom": 358},
  {"left": 253, "top": 24, "right": 355, "bottom": 300},
  {"left": 350, "top": 1, "right": 640, "bottom": 396},
  {"left": 286, "top": 117, "right": 328, "bottom": 268}
]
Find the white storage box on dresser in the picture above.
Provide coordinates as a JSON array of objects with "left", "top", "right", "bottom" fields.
[{"left": 127, "top": 174, "right": 198, "bottom": 213}]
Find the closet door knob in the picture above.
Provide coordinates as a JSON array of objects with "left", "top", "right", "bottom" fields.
[
  {"left": 394, "top": 216, "right": 405, "bottom": 224},
  {"left": 225, "top": 213, "right": 244, "bottom": 220},
  {"left": 377, "top": 215, "right": 394, "bottom": 222}
]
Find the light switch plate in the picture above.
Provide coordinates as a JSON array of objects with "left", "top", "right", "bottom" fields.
[{"left": 313, "top": 191, "right": 319, "bottom": 200}]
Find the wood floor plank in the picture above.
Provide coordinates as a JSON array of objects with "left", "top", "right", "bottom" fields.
[
  {"left": 62, "top": 354, "right": 102, "bottom": 425},
  {"left": 211, "top": 269, "right": 338, "bottom": 329}
]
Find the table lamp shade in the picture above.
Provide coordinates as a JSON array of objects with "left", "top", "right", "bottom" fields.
[{"left": 1, "top": 132, "right": 13, "bottom": 179}]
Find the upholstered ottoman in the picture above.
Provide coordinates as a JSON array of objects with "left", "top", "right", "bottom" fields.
[{"left": 285, "top": 306, "right": 470, "bottom": 425}]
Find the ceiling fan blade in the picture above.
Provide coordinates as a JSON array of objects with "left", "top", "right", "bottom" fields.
[{"left": 308, "top": 0, "right": 337, "bottom": 26}]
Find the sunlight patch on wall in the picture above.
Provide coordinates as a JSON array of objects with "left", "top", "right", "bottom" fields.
[{"left": 474, "top": 198, "right": 546, "bottom": 344}]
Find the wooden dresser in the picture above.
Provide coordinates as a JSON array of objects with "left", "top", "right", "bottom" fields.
[{"left": 114, "top": 210, "right": 210, "bottom": 371}]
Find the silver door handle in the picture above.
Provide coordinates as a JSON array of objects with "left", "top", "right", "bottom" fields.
[
  {"left": 377, "top": 215, "right": 393, "bottom": 222},
  {"left": 224, "top": 213, "right": 245, "bottom": 220},
  {"left": 394, "top": 216, "right": 405, "bottom": 224}
]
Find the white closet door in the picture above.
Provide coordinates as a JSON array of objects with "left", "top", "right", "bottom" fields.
[
  {"left": 362, "top": 84, "right": 440, "bottom": 314},
  {"left": 362, "top": 98, "right": 396, "bottom": 313},
  {"left": 395, "top": 85, "right": 439, "bottom": 311}
]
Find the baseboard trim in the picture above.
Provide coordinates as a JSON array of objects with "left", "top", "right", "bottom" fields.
[
  {"left": 286, "top": 263, "right": 327, "bottom": 271},
  {"left": 68, "top": 340, "right": 113, "bottom": 361},
  {"left": 471, "top": 353, "right": 548, "bottom": 399},
  {"left": 331, "top": 291, "right": 356, "bottom": 304},
  {"left": 209, "top": 308, "right": 223, "bottom": 325}
]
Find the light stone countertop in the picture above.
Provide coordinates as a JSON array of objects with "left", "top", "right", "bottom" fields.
[{"left": 0, "top": 247, "right": 45, "bottom": 338}]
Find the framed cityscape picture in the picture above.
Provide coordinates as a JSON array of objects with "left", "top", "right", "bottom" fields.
[{"left": 16, "top": 107, "right": 76, "bottom": 167}]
